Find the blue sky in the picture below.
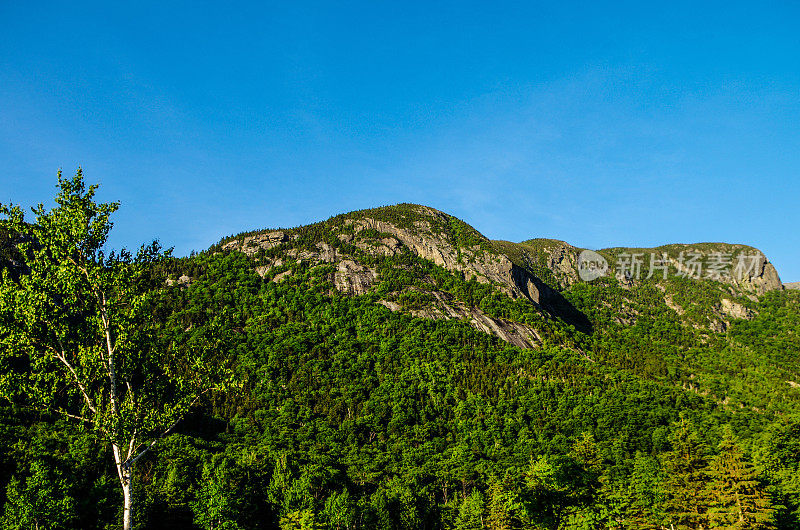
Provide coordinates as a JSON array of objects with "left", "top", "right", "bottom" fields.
[{"left": 2, "top": 1, "right": 799, "bottom": 281}]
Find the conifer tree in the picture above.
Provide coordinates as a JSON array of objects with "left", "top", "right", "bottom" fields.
[
  {"left": 662, "top": 418, "right": 712, "bottom": 530},
  {"left": 486, "top": 479, "right": 512, "bottom": 530},
  {"left": 618, "top": 453, "right": 664, "bottom": 529},
  {"left": 455, "top": 489, "right": 486, "bottom": 530},
  {"left": 707, "top": 427, "right": 775, "bottom": 529}
]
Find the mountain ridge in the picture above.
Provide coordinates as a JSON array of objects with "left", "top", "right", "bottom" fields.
[
  {"left": 214, "top": 203, "right": 784, "bottom": 295},
  {"left": 209, "top": 203, "right": 787, "bottom": 355}
]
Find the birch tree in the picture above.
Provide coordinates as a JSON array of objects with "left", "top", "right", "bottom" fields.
[{"left": 0, "top": 170, "right": 220, "bottom": 530}]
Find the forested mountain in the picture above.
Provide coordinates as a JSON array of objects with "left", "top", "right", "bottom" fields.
[{"left": 2, "top": 202, "right": 799, "bottom": 529}]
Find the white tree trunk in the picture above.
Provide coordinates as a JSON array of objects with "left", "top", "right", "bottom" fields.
[
  {"left": 122, "top": 478, "right": 133, "bottom": 530},
  {"left": 114, "top": 443, "right": 134, "bottom": 530}
]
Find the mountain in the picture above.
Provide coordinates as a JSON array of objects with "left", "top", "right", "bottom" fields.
[
  {"left": 3, "top": 203, "right": 800, "bottom": 529},
  {"left": 216, "top": 204, "right": 594, "bottom": 345},
  {"left": 215, "top": 203, "right": 784, "bottom": 343},
  {"left": 206, "top": 204, "right": 798, "bottom": 411}
]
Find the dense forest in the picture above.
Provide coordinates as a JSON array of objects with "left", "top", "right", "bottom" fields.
[{"left": 1, "top": 176, "right": 799, "bottom": 529}]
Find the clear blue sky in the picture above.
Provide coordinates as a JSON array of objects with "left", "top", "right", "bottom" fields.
[{"left": 2, "top": 1, "right": 799, "bottom": 281}]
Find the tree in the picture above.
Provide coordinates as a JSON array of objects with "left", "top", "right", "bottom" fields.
[
  {"left": 322, "top": 489, "right": 356, "bottom": 530},
  {"left": 521, "top": 446, "right": 601, "bottom": 530},
  {"left": 754, "top": 417, "right": 800, "bottom": 528},
  {"left": 0, "top": 170, "right": 223, "bottom": 530},
  {"left": 618, "top": 452, "right": 665, "bottom": 529},
  {"left": 192, "top": 455, "right": 245, "bottom": 530},
  {"left": 279, "top": 510, "right": 325, "bottom": 530},
  {"left": 0, "top": 460, "right": 76, "bottom": 530},
  {"left": 707, "top": 427, "right": 775, "bottom": 529},
  {"left": 455, "top": 488, "right": 485, "bottom": 530},
  {"left": 662, "top": 418, "right": 712, "bottom": 530},
  {"left": 486, "top": 478, "right": 513, "bottom": 530}
]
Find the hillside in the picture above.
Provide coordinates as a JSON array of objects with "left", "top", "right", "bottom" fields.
[
  {"left": 2, "top": 203, "right": 799, "bottom": 529},
  {"left": 214, "top": 204, "right": 785, "bottom": 347}
]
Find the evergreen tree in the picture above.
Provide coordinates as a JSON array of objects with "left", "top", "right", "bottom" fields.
[
  {"left": 615, "top": 453, "right": 664, "bottom": 529},
  {"left": 486, "top": 479, "right": 512, "bottom": 530},
  {"left": 323, "top": 490, "right": 355, "bottom": 530},
  {"left": 455, "top": 489, "right": 485, "bottom": 530},
  {"left": 191, "top": 457, "right": 244, "bottom": 530},
  {"left": 662, "top": 418, "right": 712, "bottom": 530},
  {"left": 707, "top": 427, "right": 775, "bottom": 529}
]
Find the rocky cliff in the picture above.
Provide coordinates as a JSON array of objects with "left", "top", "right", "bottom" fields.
[
  {"left": 215, "top": 203, "right": 785, "bottom": 347},
  {"left": 496, "top": 239, "right": 783, "bottom": 295}
]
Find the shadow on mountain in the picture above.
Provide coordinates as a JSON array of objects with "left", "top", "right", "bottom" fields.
[
  {"left": 509, "top": 263, "right": 592, "bottom": 334},
  {"left": 535, "top": 277, "right": 593, "bottom": 334}
]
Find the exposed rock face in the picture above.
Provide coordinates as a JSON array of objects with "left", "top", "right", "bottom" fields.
[
  {"left": 332, "top": 260, "right": 376, "bottom": 295},
  {"left": 379, "top": 290, "right": 541, "bottom": 349},
  {"left": 272, "top": 270, "right": 293, "bottom": 283},
  {"left": 543, "top": 243, "right": 583, "bottom": 286},
  {"left": 255, "top": 258, "right": 283, "bottom": 277},
  {"left": 353, "top": 236, "right": 402, "bottom": 257},
  {"left": 348, "top": 209, "right": 591, "bottom": 331},
  {"left": 316, "top": 242, "right": 338, "bottom": 263},
  {"left": 689, "top": 249, "right": 783, "bottom": 295},
  {"left": 750, "top": 261, "right": 782, "bottom": 294},
  {"left": 217, "top": 205, "right": 591, "bottom": 333},
  {"left": 514, "top": 241, "right": 783, "bottom": 296},
  {"left": 784, "top": 282, "right": 800, "bottom": 290},
  {"left": 655, "top": 246, "right": 783, "bottom": 295},
  {"left": 214, "top": 203, "right": 788, "bottom": 344},
  {"left": 166, "top": 275, "right": 192, "bottom": 287},
  {"left": 664, "top": 295, "right": 685, "bottom": 315},
  {"left": 501, "top": 239, "right": 584, "bottom": 289},
  {"left": 223, "top": 231, "right": 291, "bottom": 256},
  {"left": 377, "top": 300, "right": 401, "bottom": 312},
  {"left": 351, "top": 209, "right": 544, "bottom": 304},
  {"left": 719, "top": 298, "right": 756, "bottom": 320}
]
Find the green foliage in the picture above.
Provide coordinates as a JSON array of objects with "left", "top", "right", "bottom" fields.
[
  {"left": 1, "top": 186, "right": 799, "bottom": 528},
  {"left": 662, "top": 418, "right": 712, "bottom": 529},
  {"left": 455, "top": 489, "right": 485, "bottom": 529},
  {"left": 191, "top": 455, "right": 243, "bottom": 529},
  {"left": 755, "top": 416, "right": 800, "bottom": 528},
  {"left": 707, "top": 427, "right": 775, "bottom": 529},
  {"left": 0, "top": 170, "right": 229, "bottom": 530},
  {"left": 0, "top": 170, "right": 190, "bottom": 442},
  {"left": 613, "top": 452, "right": 665, "bottom": 528},
  {"left": 0, "top": 460, "right": 76, "bottom": 530}
]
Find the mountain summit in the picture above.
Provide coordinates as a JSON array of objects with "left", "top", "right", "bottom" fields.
[{"left": 215, "top": 203, "right": 784, "bottom": 344}]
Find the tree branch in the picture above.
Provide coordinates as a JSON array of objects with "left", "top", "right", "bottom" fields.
[
  {"left": 58, "top": 409, "right": 95, "bottom": 424},
  {"left": 112, "top": 443, "right": 125, "bottom": 486},
  {"left": 50, "top": 346, "right": 98, "bottom": 414},
  {"left": 127, "top": 428, "right": 137, "bottom": 461},
  {"left": 99, "top": 292, "right": 122, "bottom": 417},
  {"left": 121, "top": 388, "right": 214, "bottom": 471}
]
